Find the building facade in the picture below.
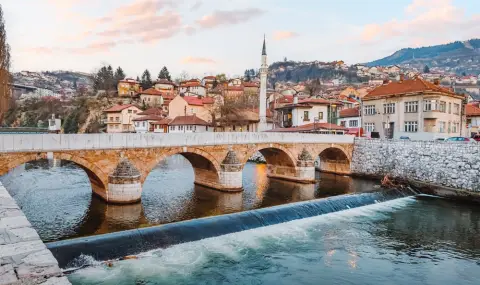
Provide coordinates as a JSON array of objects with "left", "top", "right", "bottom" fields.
[
  {"left": 168, "top": 95, "right": 214, "bottom": 123},
  {"left": 362, "top": 78, "right": 466, "bottom": 140},
  {"left": 118, "top": 78, "right": 140, "bottom": 97},
  {"left": 104, "top": 104, "right": 142, "bottom": 133}
]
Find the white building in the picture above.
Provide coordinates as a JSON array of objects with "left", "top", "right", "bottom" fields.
[
  {"left": 337, "top": 107, "right": 362, "bottom": 136},
  {"left": 168, "top": 115, "right": 212, "bottom": 133},
  {"left": 276, "top": 95, "right": 340, "bottom": 128},
  {"left": 47, "top": 114, "right": 61, "bottom": 133},
  {"left": 133, "top": 115, "right": 164, "bottom": 133}
]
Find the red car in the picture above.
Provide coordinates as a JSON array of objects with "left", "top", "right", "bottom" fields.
[{"left": 473, "top": 134, "right": 480, "bottom": 142}]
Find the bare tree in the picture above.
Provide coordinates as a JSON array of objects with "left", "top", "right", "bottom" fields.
[
  {"left": 0, "top": 4, "right": 11, "bottom": 124},
  {"left": 305, "top": 78, "right": 323, "bottom": 97}
]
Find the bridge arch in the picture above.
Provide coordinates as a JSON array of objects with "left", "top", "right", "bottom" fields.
[
  {"left": 0, "top": 152, "right": 109, "bottom": 199},
  {"left": 142, "top": 147, "right": 222, "bottom": 190},
  {"left": 243, "top": 144, "right": 299, "bottom": 181},
  {"left": 316, "top": 146, "right": 351, "bottom": 175}
]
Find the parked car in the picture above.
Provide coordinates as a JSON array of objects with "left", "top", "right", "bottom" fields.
[
  {"left": 472, "top": 134, "right": 480, "bottom": 142},
  {"left": 399, "top": 136, "right": 410, "bottom": 140},
  {"left": 435, "top": 138, "right": 445, "bottom": 142},
  {"left": 445, "top": 137, "right": 473, "bottom": 142}
]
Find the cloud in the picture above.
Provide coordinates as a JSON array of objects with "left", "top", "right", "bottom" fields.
[
  {"left": 196, "top": 8, "right": 265, "bottom": 29},
  {"left": 184, "top": 25, "right": 196, "bottom": 35},
  {"left": 357, "top": 0, "right": 479, "bottom": 46},
  {"left": 273, "top": 31, "right": 299, "bottom": 40},
  {"left": 181, "top": 56, "right": 216, "bottom": 64},
  {"left": 112, "top": 0, "right": 176, "bottom": 17}
]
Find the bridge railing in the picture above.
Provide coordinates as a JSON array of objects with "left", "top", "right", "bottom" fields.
[{"left": 0, "top": 133, "right": 355, "bottom": 153}]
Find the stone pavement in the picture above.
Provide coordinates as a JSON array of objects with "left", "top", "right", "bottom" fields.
[{"left": 0, "top": 183, "right": 71, "bottom": 285}]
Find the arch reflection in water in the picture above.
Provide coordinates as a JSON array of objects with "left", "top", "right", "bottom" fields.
[{"left": 0, "top": 156, "right": 378, "bottom": 242}]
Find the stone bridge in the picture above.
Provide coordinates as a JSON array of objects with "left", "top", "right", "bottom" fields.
[{"left": 0, "top": 133, "right": 354, "bottom": 204}]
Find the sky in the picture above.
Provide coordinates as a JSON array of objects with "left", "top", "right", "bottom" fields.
[{"left": 2, "top": 0, "right": 480, "bottom": 79}]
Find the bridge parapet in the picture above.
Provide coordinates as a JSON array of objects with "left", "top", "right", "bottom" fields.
[{"left": 0, "top": 133, "right": 354, "bottom": 153}]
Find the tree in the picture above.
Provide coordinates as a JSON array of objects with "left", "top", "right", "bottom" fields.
[
  {"left": 423, "top": 65, "right": 430, "bottom": 73},
  {"left": 114, "top": 66, "right": 126, "bottom": 83},
  {"left": 285, "top": 70, "right": 292, "bottom": 81},
  {"left": 0, "top": 4, "right": 11, "bottom": 124},
  {"left": 216, "top": 73, "right": 227, "bottom": 83},
  {"left": 158, "top": 66, "right": 171, "bottom": 81},
  {"left": 462, "top": 71, "right": 467, "bottom": 76},
  {"left": 136, "top": 76, "right": 140, "bottom": 82},
  {"left": 305, "top": 79, "right": 323, "bottom": 97},
  {"left": 141, "top": 69, "right": 152, "bottom": 89},
  {"left": 244, "top": 69, "right": 251, "bottom": 82}
]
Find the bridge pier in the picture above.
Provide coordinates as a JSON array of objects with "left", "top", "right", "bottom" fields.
[
  {"left": 266, "top": 148, "right": 316, "bottom": 184},
  {"left": 106, "top": 158, "right": 142, "bottom": 204}
]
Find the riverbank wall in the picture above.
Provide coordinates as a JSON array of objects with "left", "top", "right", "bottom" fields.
[
  {"left": 0, "top": 182, "right": 70, "bottom": 285},
  {"left": 351, "top": 139, "right": 480, "bottom": 202}
]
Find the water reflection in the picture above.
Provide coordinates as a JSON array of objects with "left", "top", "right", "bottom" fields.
[{"left": 0, "top": 155, "right": 379, "bottom": 242}]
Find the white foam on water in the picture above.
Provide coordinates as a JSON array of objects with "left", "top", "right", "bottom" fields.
[{"left": 70, "top": 197, "right": 418, "bottom": 283}]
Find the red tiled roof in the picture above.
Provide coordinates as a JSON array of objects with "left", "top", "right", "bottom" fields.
[
  {"left": 466, "top": 104, "right": 480, "bottom": 117},
  {"left": 299, "top": 98, "right": 337, "bottom": 105},
  {"left": 226, "top": 86, "right": 244, "bottom": 91},
  {"left": 268, "top": 123, "right": 347, "bottom": 133},
  {"left": 104, "top": 104, "right": 138, "bottom": 112},
  {"left": 339, "top": 107, "right": 360, "bottom": 118},
  {"left": 152, "top": 118, "right": 172, "bottom": 125},
  {"left": 203, "top": 76, "right": 216, "bottom": 80},
  {"left": 139, "top": 88, "right": 165, "bottom": 96},
  {"left": 182, "top": 96, "right": 214, "bottom": 106},
  {"left": 137, "top": 108, "right": 165, "bottom": 116},
  {"left": 169, "top": 115, "right": 210, "bottom": 126},
  {"left": 180, "top": 82, "right": 203, "bottom": 87},
  {"left": 132, "top": 115, "right": 164, "bottom": 121},
  {"left": 364, "top": 78, "right": 457, "bottom": 99},
  {"left": 243, "top": 82, "right": 259, "bottom": 87}
]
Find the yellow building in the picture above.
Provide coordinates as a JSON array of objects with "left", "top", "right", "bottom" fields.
[{"left": 117, "top": 78, "right": 140, "bottom": 97}]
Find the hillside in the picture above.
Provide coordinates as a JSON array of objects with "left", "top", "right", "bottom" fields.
[
  {"left": 267, "top": 60, "right": 367, "bottom": 85},
  {"left": 366, "top": 39, "right": 480, "bottom": 75}
]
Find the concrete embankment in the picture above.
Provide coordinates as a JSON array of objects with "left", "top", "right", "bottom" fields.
[{"left": 0, "top": 182, "right": 70, "bottom": 285}]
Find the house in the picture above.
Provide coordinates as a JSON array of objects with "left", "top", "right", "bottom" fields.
[
  {"left": 216, "top": 109, "right": 274, "bottom": 132},
  {"left": 466, "top": 103, "right": 480, "bottom": 136},
  {"left": 243, "top": 82, "right": 259, "bottom": 95},
  {"left": 228, "top": 78, "right": 243, "bottom": 87},
  {"left": 202, "top": 76, "right": 217, "bottom": 90},
  {"left": 179, "top": 80, "right": 206, "bottom": 97},
  {"left": 104, "top": 104, "right": 142, "bottom": 133},
  {"left": 151, "top": 118, "right": 172, "bottom": 133},
  {"left": 224, "top": 86, "right": 244, "bottom": 97},
  {"left": 118, "top": 78, "right": 140, "bottom": 97},
  {"left": 362, "top": 77, "right": 466, "bottom": 140},
  {"left": 138, "top": 88, "right": 165, "bottom": 107},
  {"left": 132, "top": 114, "right": 164, "bottom": 133},
  {"left": 275, "top": 96, "right": 342, "bottom": 128},
  {"left": 168, "top": 115, "right": 212, "bottom": 133},
  {"left": 337, "top": 107, "right": 362, "bottom": 136},
  {"left": 154, "top": 79, "right": 176, "bottom": 94},
  {"left": 168, "top": 95, "right": 215, "bottom": 123}
]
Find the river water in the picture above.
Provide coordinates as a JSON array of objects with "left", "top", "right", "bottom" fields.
[
  {"left": 0, "top": 155, "right": 375, "bottom": 242},
  {"left": 3, "top": 157, "right": 480, "bottom": 285}
]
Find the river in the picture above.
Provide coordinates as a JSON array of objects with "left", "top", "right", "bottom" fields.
[
  {"left": 0, "top": 155, "right": 376, "bottom": 242},
  {"left": 3, "top": 156, "right": 480, "bottom": 285}
]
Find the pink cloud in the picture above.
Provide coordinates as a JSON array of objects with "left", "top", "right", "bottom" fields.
[
  {"left": 181, "top": 57, "right": 216, "bottom": 64},
  {"left": 112, "top": 0, "right": 176, "bottom": 17},
  {"left": 273, "top": 31, "right": 299, "bottom": 41},
  {"left": 196, "top": 8, "right": 265, "bottom": 29},
  {"left": 358, "top": 0, "right": 478, "bottom": 45}
]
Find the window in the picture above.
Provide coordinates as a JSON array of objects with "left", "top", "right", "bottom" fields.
[
  {"left": 349, "top": 120, "right": 359, "bottom": 127},
  {"left": 180, "top": 126, "right": 183, "bottom": 131},
  {"left": 404, "top": 121, "right": 418, "bottom": 132},
  {"left": 171, "top": 126, "right": 175, "bottom": 131},
  {"left": 128, "top": 110, "right": 132, "bottom": 114},
  {"left": 340, "top": 121, "right": 346, "bottom": 127},
  {"left": 364, "top": 105, "right": 376, "bottom": 115},
  {"left": 439, "top": 121, "right": 446, "bottom": 133},
  {"left": 318, "top": 112, "right": 324, "bottom": 120},
  {"left": 404, "top": 101, "right": 418, "bottom": 113},
  {"left": 109, "top": 117, "right": 113, "bottom": 122},
  {"left": 304, "top": 111, "right": 310, "bottom": 121},
  {"left": 365, "top": 123, "right": 375, "bottom": 132},
  {"left": 448, "top": 102, "right": 452, "bottom": 114},
  {"left": 424, "top": 100, "right": 435, "bottom": 111},
  {"left": 453, "top": 103, "right": 460, "bottom": 115},
  {"left": 383, "top": 103, "right": 395, "bottom": 114},
  {"left": 142, "top": 122, "right": 145, "bottom": 127},
  {"left": 439, "top": 101, "right": 446, "bottom": 113},
  {"left": 116, "top": 117, "right": 119, "bottom": 122},
  {"left": 452, "top": 122, "right": 459, "bottom": 133}
]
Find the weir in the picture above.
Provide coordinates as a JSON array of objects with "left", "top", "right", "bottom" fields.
[{"left": 47, "top": 188, "right": 417, "bottom": 269}]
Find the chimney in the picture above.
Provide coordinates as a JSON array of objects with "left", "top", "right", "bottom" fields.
[
  {"left": 434, "top": 78, "right": 440, "bottom": 85},
  {"left": 293, "top": 93, "right": 299, "bottom": 104},
  {"left": 399, "top": 73, "right": 404, "bottom": 82}
]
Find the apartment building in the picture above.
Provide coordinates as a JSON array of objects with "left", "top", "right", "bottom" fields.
[{"left": 362, "top": 78, "right": 466, "bottom": 140}]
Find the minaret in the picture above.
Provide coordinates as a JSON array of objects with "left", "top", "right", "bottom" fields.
[{"left": 258, "top": 35, "right": 268, "bottom": 131}]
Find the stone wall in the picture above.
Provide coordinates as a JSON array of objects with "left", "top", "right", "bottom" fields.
[
  {"left": 352, "top": 139, "right": 480, "bottom": 192},
  {"left": 0, "top": 182, "right": 71, "bottom": 284}
]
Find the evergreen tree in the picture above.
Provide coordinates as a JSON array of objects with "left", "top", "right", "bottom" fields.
[
  {"left": 462, "top": 71, "right": 467, "bottom": 76},
  {"left": 141, "top": 69, "right": 152, "bottom": 89},
  {"left": 244, "top": 69, "right": 251, "bottom": 82},
  {"left": 158, "top": 66, "right": 171, "bottom": 81},
  {"left": 73, "top": 79, "right": 78, "bottom": 90},
  {"left": 285, "top": 70, "right": 292, "bottom": 81},
  {"left": 114, "top": 66, "right": 126, "bottom": 83},
  {"left": 423, "top": 65, "right": 430, "bottom": 73},
  {"left": 136, "top": 76, "right": 140, "bottom": 82}
]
